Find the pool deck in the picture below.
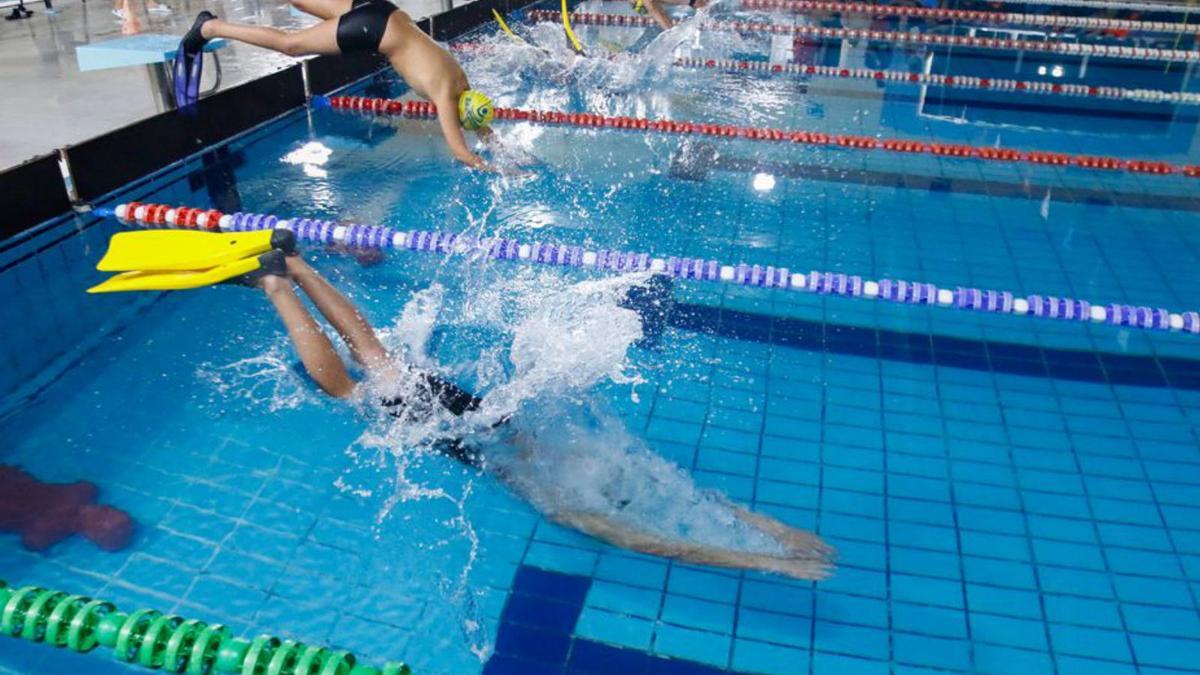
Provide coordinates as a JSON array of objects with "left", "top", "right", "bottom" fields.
[{"left": 0, "top": 0, "right": 460, "bottom": 171}]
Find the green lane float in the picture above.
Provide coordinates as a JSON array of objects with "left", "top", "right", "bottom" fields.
[{"left": 0, "top": 580, "right": 411, "bottom": 675}]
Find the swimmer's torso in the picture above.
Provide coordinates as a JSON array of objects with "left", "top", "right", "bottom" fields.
[{"left": 380, "top": 11, "right": 470, "bottom": 104}]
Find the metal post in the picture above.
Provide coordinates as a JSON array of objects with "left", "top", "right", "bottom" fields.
[{"left": 146, "top": 62, "right": 176, "bottom": 112}]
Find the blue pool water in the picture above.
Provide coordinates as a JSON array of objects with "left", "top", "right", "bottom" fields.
[{"left": 3, "top": 1, "right": 1200, "bottom": 674}]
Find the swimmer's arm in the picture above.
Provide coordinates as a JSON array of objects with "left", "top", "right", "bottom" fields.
[
  {"left": 548, "top": 510, "right": 833, "bottom": 580},
  {"left": 435, "top": 94, "right": 489, "bottom": 170},
  {"left": 644, "top": 0, "right": 674, "bottom": 29}
]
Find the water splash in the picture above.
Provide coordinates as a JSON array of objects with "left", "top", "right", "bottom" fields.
[{"left": 196, "top": 343, "right": 320, "bottom": 413}]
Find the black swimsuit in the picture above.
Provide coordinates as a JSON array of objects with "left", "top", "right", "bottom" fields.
[
  {"left": 380, "top": 371, "right": 489, "bottom": 468},
  {"left": 336, "top": 0, "right": 398, "bottom": 54}
]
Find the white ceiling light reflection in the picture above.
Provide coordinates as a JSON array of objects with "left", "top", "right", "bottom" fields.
[
  {"left": 282, "top": 141, "right": 333, "bottom": 178},
  {"left": 753, "top": 172, "right": 776, "bottom": 192}
]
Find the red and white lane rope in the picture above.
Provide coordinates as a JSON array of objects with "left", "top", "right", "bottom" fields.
[
  {"left": 526, "top": 10, "right": 1200, "bottom": 62},
  {"left": 673, "top": 57, "right": 1200, "bottom": 105},
  {"left": 318, "top": 95, "right": 1200, "bottom": 178},
  {"left": 935, "top": 0, "right": 1199, "bottom": 13},
  {"left": 739, "top": 0, "right": 1200, "bottom": 35}
]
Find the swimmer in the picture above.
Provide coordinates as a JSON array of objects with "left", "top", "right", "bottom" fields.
[
  {"left": 90, "top": 228, "right": 833, "bottom": 580},
  {"left": 180, "top": 0, "right": 495, "bottom": 168},
  {"left": 252, "top": 239, "right": 833, "bottom": 581},
  {"left": 634, "top": 0, "right": 708, "bottom": 30}
]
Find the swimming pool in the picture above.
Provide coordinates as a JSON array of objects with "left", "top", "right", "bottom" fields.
[{"left": 3, "top": 0, "right": 1200, "bottom": 673}]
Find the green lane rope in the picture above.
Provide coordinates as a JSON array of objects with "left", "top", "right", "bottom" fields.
[{"left": 0, "top": 580, "right": 412, "bottom": 675}]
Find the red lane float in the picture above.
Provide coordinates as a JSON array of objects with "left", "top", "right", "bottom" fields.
[
  {"left": 673, "top": 57, "right": 1200, "bottom": 105},
  {"left": 321, "top": 95, "right": 1200, "bottom": 179},
  {"left": 739, "top": 0, "right": 1200, "bottom": 36},
  {"left": 526, "top": 10, "right": 1200, "bottom": 62}
]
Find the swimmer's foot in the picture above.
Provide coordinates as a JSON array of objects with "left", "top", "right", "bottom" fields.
[
  {"left": 227, "top": 249, "right": 288, "bottom": 287},
  {"left": 269, "top": 228, "right": 297, "bottom": 256},
  {"left": 182, "top": 11, "right": 216, "bottom": 54}
]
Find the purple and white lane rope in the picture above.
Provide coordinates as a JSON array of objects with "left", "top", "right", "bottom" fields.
[{"left": 114, "top": 203, "right": 1200, "bottom": 335}]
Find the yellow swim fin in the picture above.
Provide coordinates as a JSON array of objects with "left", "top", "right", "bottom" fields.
[
  {"left": 96, "top": 229, "right": 279, "bottom": 272},
  {"left": 88, "top": 256, "right": 266, "bottom": 293},
  {"left": 492, "top": 9, "right": 527, "bottom": 44}
]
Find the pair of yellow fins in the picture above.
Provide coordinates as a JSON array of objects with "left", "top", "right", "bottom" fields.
[{"left": 88, "top": 229, "right": 294, "bottom": 293}]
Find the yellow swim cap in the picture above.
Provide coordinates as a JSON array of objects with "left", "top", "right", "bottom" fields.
[
  {"left": 631, "top": 0, "right": 648, "bottom": 14},
  {"left": 458, "top": 90, "right": 494, "bottom": 130}
]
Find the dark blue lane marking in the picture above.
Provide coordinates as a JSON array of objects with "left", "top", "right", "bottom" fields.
[
  {"left": 484, "top": 565, "right": 746, "bottom": 675},
  {"left": 666, "top": 302, "right": 1200, "bottom": 391}
]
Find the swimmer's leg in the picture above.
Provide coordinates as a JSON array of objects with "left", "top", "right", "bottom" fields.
[
  {"left": 261, "top": 275, "right": 356, "bottom": 397},
  {"left": 201, "top": 14, "right": 341, "bottom": 57},
  {"left": 289, "top": 0, "right": 352, "bottom": 20},
  {"left": 285, "top": 256, "right": 390, "bottom": 370}
]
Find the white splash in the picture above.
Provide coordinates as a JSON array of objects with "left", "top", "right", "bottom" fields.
[{"left": 196, "top": 343, "right": 319, "bottom": 413}]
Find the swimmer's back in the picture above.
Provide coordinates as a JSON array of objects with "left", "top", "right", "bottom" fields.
[{"left": 380, "top": 11, "right": 470, "bottom": 102}]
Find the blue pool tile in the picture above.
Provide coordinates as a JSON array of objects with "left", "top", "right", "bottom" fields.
[
  {"left": 1129, "top": 633, "right": 1200, "bottom": 670},
  {"left": 1027, "top": 514, "right": 1099, "bottom": 544},
  {"left": 740, "top": 580, "right": 813, "bottom": 616},
  {"left": 969, "top": 613, "right": 1048, "bottom": 650},
  {"left": 813, "top": 592, "right": 887, "bottom": 629},
  {"left": 184, "top": 576, "right": 268, "bottom": 618},
  {"left": 1099, "top": 516, "right": 1171, "bottom": 550},
  {"left": 1037, "top": 566, "right": 1114, "bottom": 599},
  {"left": 736, "top": 607, "right": 812, "bottom": 649},
  {"left": 960, "top": 531, "right": 1031, "bottom": 562},
  {"left": 575, "top": 607, "right": 654, "bottom": 651},
  {"left": 972, "top": 644, "right": 1054, "bottom": 675},
  {"left": 594, "top": 553, "right": 669, "bottom": 590},
  {"left": 733, "top": 636, "right": 810, "bottom": 675},
  {"left": 1054, "top": 655, "right": 1138, "bottom": 675},
  {"left": 810, "top": 622, "right": 889, "bottom": 661},
  {"left": 890, "top": 573, "right": 964, "bottom": 609},
  {"left": 483, "top": 654, "right": 562, "bottom": 675},
  {"left": 889, "top": 522, "right": 959, "bottom": 553},
  {"left": 118, "top": 554, "right": 195, "bottom": 598},
  {"left": 1042, "top": 594, "right": 1123, "bottom": 630},
  {"left": 817, "top": 566, "right": 887, "bottom": 599},
  {"left": 1105, "top": 547, "right": 1182, "bottom": 578},
  {"left": 820, "top": 488, "right": 884, "bottom": 520},
  {"left": 513, "top": 564, "right": 592, "bottom": 606},
  {"left": 1121, "top": 603, "right": 1200, "bottom": 640},
  {"left": 810, "top": 651, "right": 887, "bottom": 675},
  {"left": 892, "top": 632, "right": 973, "bottom": 671},
  {"left": 587, "top": 580, "right": 663, "bottom": 620},
  {"left": 500, "top": 594, "right": 583, "bottom": 634},
  {"left": 895, "top": 602, "right": 968, "bottom": 640},
  {"left": 566, "top": 639, "right": 649, "bottom": 674},
  {"left": 1111, "top": 574, "right": 1193, "bottom": 607},
  {"left": 1031, "top": 539, "right": 1107, "bottom": 571},
  {"left": 1048, "top": 624, "right": 1133, "bottom": 663},
  {"left": 652, "top": 624, "right": 731, "bottom": 669},
  {"left": 495, "top": 621, "right": 572, "bottom": 665},
  {"left": 667, "top": 567, "right": 740, "bottom": 604},
  {"left": 524, "top": 543, "right": 598, "bottom": 577},
  {"left": 888, "top": 546, "right": 961, "bottom": 581},
  {"left": 661, "top": 595, "right": 735, "bottom": 634},
  {"left": 819, "top": 511, "right": 886, "bottom": 544}
]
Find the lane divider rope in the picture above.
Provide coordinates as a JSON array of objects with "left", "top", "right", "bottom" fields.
[
  {"left": 0, "top": 579, "right": 411, "bottom": 675},
  {"left": 672, "top": 56, "right": 1200, "bottom": 105},
  {"left": 738, "top": 0, "right": 1200, "bottom": 35},
  {"left": 597, "top": 0, "right": 1199, "bottom": 9},
  {"left": 449, "top": 41, "right": 1199, "bottom": 105},
  {"left": 315, "top": 94, "right": 1200, "bottom": 179},
  {"left": 910, "top": 0, "right": 1200, "bottom": 14},
  {"left": 98, "top": 201, "right": 1200, "bottom": 336},
  {"left": 526, "top": 10, "right": 1200, "bottom": 62}
]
